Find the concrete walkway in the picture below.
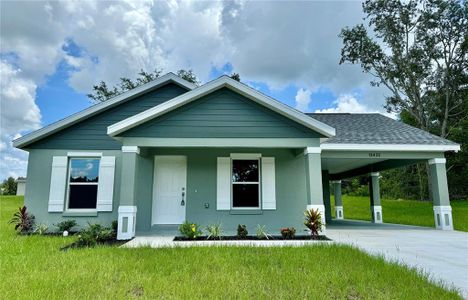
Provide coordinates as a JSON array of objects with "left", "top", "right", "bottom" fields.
[{"left": 327, "top": 220, "right": 468, "bottom": 298}]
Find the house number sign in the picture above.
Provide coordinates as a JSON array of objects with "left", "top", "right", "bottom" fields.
[{"left": 368, "top": 152, "right": 381, "bottom": 157}]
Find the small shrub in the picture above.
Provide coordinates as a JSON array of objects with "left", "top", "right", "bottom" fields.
[
  {"left": 76, "top": 223, "right": 115, "bottom": 247},
  {"left": 237, "top": 224, "right": 248, "bottom": 239},
  {"left": 33, "top": 223, "right": 49, "bottom": 235},
  {"left": 54, "top": 219, "right": 77, "bottom": 232},
  {"left": 179, "top": 221, "right": 202, "bottom": 239},
  {"left": 256, "top": 225, "right": 272, "bottom": 240},
  {"left": 111, "top": 220, "right": 118, "bottom": 232},
  {"left": 205, "top": 223, "right": 223, "bottom": 240},
  {"left": 304, "top": 208, "right": 323, "bottom": 238},
  {"left": 280, "top": 227, "right": 296, "bottom": 239},
  {"left": 9, "top": 206, "right": 35, "bottom": 233}
]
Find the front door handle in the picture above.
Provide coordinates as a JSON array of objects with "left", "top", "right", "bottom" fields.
[{"left": 181, "top": 191, "right": 185, "bottom": 206}]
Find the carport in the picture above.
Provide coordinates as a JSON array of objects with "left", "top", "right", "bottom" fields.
[{"left": 309, "top": 113, "right": 461, "bottom": 230}]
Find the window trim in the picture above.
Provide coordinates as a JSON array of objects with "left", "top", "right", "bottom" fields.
[
  {"left": 230, "top": 156, "right": 262, "bottom": 210},
  {"left": 65, "top": 157, "right": 100, "bottom": 212}
]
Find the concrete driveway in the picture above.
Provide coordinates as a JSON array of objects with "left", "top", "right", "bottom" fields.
[{"left": 326, "top": 220, "right": 468, "bottom": 298}]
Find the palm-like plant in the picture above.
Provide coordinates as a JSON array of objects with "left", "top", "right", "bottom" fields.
[
  {"left": 9, "top": 206, "right": 35, "bottom": 233},
  {"left": 304, "top": 208, "right": 323, "bottom": 238},
  {"left": 206, "top": 223, "right": 223, "bottom": 240}
]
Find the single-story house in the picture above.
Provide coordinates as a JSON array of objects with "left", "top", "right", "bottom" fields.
[{"left": 13, "top": 73, "right": 460, "bottom": 240}]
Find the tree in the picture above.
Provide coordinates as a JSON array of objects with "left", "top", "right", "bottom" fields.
[
  {"left": 230, "top": 73, "right": 241, "bottom": 82},
  {"left": 87, "top": 69, "right": 198, "bottom": 102},
  {"left": 340, "top": 0, "right": 467, "bottom": 200},
  {"left": 340, "top": 0, "right": 466, "bottom": 133},
  {"left": 1, "top": 177, "right": 17, "bottom": 195},
  {"left": 176, "top": 69, "right": 200, "bottom": 85}
]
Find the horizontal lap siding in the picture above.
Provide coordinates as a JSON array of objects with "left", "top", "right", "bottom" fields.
[
  {"left": 122, "top": 88, "right": 321, "bottom": 138},
  {"left": 28, "top": 83, "right": 188, "bottom": 149}
]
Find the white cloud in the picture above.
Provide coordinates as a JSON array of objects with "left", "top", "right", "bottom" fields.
[
  {"left": 295, "top": 88, "right": 312, "bottom": 112},
  {"left": 315, "top": 94, "right": 368, "bottom": 113},
  {"left": 0, "top": 61, "right": 41, "bottom": 178},
  {"left": 315, "top": 93, "right": 397, "bottom": 119}
]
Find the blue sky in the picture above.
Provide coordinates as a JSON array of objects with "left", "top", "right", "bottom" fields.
[{"left": 1, "top": 1, "right": 389, "bottom": 178}]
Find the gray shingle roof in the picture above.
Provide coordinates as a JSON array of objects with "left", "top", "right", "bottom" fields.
[{"left": 307, "top": 113, "right": 458, "bottom": 145}]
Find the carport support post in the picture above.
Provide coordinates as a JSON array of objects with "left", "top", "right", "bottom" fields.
[
  {"left": 117, "top": 146, "right": 140, "bottom": 240},
  {"left": 304, "top": 147, "right": 326, "bottom": 231},
  {"left": 331, "top": 180, "right": 344, "bottom": 219},
  {"left": 369, "top": 172, "right": 383, "bottom": 223},
  {"left": 429, "top": 158, "right": 453, "bottom": 230}
]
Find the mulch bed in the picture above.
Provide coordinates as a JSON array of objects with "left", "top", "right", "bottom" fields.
[
  {"left": 174, "top": 235, "right": 330, "bottom": 241},
  {"left": 60, "top": 238, "right": 127, "bottom": 251}
]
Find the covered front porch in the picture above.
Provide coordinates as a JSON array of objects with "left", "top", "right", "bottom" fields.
[{"left": 116, "top": 140, "right": 327, "bottom": 240}]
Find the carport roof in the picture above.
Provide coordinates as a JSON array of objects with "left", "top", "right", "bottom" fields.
[{"left": 308, "top": 113, "right": 459, "bottom": 147}]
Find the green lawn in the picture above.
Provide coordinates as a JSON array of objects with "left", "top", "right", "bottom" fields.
[
  {"left": 331, "top": 195, "right": 468, "bottom": 232},
  {"left": 0, "top": 196, "right": 461, "bottom": 299}
]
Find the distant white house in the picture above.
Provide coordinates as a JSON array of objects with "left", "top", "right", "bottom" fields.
[{"left": 16, "top": 178, "right": 26, "bottom": 196}]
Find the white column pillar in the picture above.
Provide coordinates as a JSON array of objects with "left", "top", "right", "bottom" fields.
[
  {"left": 429, "top": 158, "right": 453, "bottom": 230},
  {"left": 304, "top": 147, "right": 326, "bottom": 232},
  {"left": 369, "top": 172, "right": 383, "bottom": 223},
  {"left": 117, "top": 146, "right": 140, "bottom": 240},
  {"left": 331, "top": 180, "right": 344, "bottom": 219}
]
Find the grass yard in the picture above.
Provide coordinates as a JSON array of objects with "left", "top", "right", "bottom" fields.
[
  {"left": 0, "top": 196, "right": 462, "bottom": 299},
  {"left": 331, "top": 195, "right": 468, "bottom": 232}
]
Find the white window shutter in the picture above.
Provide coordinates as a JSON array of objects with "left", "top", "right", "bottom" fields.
[
  {"left": 216, "top": 157, "right": 231, "bottom": 210},
  {"left": 261, "top": 157, "right": 276, "bottom": 210},
  {"left": 96, "top": 156, "right": 116, "bottom": 212},
  {"left": 48, "top": 156, "right": 68, "bottom": 212}
]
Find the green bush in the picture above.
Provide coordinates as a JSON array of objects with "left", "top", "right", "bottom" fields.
[
  {"left": 54, "top": 220, "right": 77, "bottom": 232},
  {"left": 33, "top": 223, "right": 49, "bottom": 235},
  {"left": 205, "top": 223, "right": 223, "bottom": 240},
  {"left": 237, "top": 224, "right": 248, "bottom": 239},
  {"left": 9, "top": 206, "right": 35, "bottom": 233},
  {"left": 179, "top": 221, "right": 202, "bottom": 239},
  {"left": 76, "top": 223, "right": 115, "bottom": 247},
  {"left": 255, "top": 225, "right": 272, "bottom": 240},
  {"left": 280, "top": 227, "right": 296, "bottom": 239},
  {"left": 111, "top": 220, "right": 118, "bottom": 232},
  {"left": 304, "top": 209, "right": 323, "bottom": 238}
]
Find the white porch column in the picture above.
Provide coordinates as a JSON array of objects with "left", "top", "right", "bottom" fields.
[
  {"left": 117, "top": 146, "right": 140, "bottom": 240},
  {"left": 369, "top": 172, "right": 383, "bottom": 223},
  {"left": 429, "top": 158, "right": 453, "bottom": 230},
  {"left": 331, "top": 180, "right": 344, "bottom": 219},
  {"left": 304, "top": 147, "right": 326, "bottom": 231}
]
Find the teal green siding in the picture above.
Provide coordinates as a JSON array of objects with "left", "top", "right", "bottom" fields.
[
  {"left": 121, "top": 88, "right": 322, "bottom": 138},
  {"left": 28, "top": 83, "right": 188, "bottom": 150},
  {"left": 136, "top": 148, "right": 311, "bottom": 232},
  {"left": 24, "top": 149, "right": 122, "bottom": 228}
]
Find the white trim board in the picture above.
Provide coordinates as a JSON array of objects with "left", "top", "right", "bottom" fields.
[
  {"left": 13, "top": 73, "right": 196, "bottom": 149},
  {"left": 321, "top": 143, "right": 460, "bottom": 152},
  {"left": 108, "top": 76, "right": 336, "bottom": 138}
]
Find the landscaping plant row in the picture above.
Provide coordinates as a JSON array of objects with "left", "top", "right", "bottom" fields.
[
  {"left": 9, "top": 206, "right": 121, "bottom": 249},
  {"left": 176, "top": 208, "right": 327, "bottom": 241}
]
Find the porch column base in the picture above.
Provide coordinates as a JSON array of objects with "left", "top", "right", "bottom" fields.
[
  {"left": 117, "top": 206, "right": 137, "bottom": 240},
  {"left": 335, "top": 206, "right": 344, "bottom": 220},
  {"left": 371, "top": 205, "right": 383, "bottom": 223},
  {"left": 433, "top": 206, "right": 453, "bottom": 230},
  {"left": 306, "top": 204, "right": 326, "bottom": 233}
]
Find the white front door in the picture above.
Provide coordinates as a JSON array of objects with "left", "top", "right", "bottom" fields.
[{"left": 152, "top": 156, "right": 187, "bottom": 225}]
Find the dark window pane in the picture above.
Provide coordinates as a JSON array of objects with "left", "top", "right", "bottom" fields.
[
  {"left": 70, "top": 159, "right": 100, "bottom": 183},
  {"left": 69, "top": 185, "right": 98, "bottom": 209},
  {"left": 232, "top": 160, "right": 258, "bottom": 182},
  {"left": 233, "top": 184, "right": 259, "bottom": 207}
]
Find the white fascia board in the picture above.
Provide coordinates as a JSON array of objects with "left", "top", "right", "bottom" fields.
[
  {"left": 321, "top": 143, "right": 460, "bottom": 152},
  {"left": 107, "top": 76, "right": 336, "bottom": 137},
  {"left": 13, "top": 73, "right": 196, "bottom": 149}
]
